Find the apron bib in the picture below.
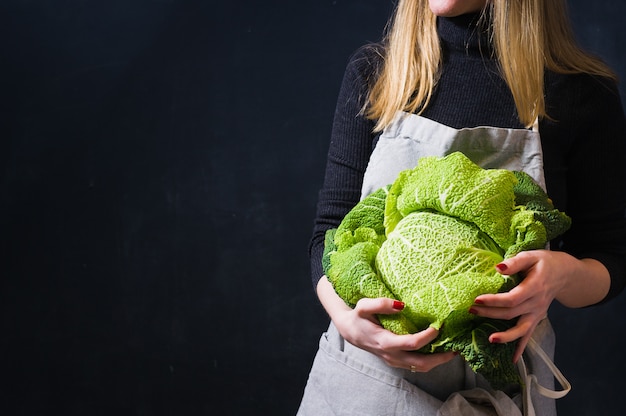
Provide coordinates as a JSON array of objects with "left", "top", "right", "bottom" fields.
[
  {"left": 298, "top": 113, "right": 565, "bottom": 416},
  {"left": 361, "top": 112, "right": 546, "bottom": 198}
]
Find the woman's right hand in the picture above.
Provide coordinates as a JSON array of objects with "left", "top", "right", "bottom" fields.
[{"left": 317, "top": 276, "right": 457, "bottom": 372}]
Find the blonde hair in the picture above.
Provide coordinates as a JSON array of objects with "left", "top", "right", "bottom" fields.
[{"left": 367, "top": 0, "right": 617, "bottom": 131}]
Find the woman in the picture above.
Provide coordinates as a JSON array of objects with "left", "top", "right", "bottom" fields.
[{"left": 298, "top": 0, "right": 626, "bottom": 415}]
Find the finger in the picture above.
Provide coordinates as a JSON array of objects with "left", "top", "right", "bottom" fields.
[
  {"left": 488, "top": 321, "right": 529, "bottom": 344},
  {"left": 355, "top": 297, "right": 407, "bottom": 316},
  {"left": 513, "top": 334, "right": 532, "bottom": 364},
  {"left": 487, "top": 315, "right": 538, "bottom": 358},
  {"left": 474, "top": 282, "right": 532, "bottom": 309},
  {"left": 469, "top": 297, "right": 528, "bottom": 320},
  {"left": 377, "top": 326, "right": 440, "bottom": 352},
  {"left": 402, "top": 326, "right": 440, "bottom": 350},
  {"left": 403, "top": 350, "right": 458, "bottom": 373},
  {"left": 493, "top": 251, "right": 538, "bottom": 277}
]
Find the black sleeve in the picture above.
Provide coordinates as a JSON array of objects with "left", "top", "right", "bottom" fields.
[
  {"left": 543, "top": 73, "right": 626, "bottom": 303},
  {"left": 308, "top": 47, "right": 380, "bottom": 289}
]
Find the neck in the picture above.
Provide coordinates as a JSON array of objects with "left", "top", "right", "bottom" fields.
[{"left": 437, "top": 13, "right": 492, "bottom": 55}]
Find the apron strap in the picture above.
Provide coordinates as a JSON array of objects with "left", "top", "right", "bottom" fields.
[{"left": 517, "top": 337, "right": 572, "bottom": 416}]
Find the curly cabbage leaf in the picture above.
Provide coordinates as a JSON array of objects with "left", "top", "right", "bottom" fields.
[
  {"left": 377, "top": 211, "right": 510, "bottom": 330},
  {"left": 384, "top": 152, "right": 519, "bottom": 249}
]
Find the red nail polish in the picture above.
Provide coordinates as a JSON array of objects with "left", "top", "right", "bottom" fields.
[
  {"left": 474, "top": 299, "right": 484, "bottom": 305},
  {"left": 468, "top": 308, "right": 478, "bottom": 315},
  {"left": 495, "top": 263, "right": 508, "bottom": 273},
  {"left": 490, "top": 337, "right": 501, "bottom": 344},
  {"left": 393, "top": 300, "right": 405, "bottom": 310}
]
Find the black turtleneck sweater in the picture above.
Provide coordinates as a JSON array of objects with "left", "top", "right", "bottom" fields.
[{"left": 309, "top": 14, "right": 626, "bottom": 303}]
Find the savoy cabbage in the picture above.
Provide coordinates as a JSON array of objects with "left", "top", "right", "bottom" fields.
[{"left": 322, "top": 152, "right": 571, "bottom": 388}]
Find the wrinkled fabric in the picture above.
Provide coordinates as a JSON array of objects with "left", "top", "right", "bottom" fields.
[
  {"left": 361, "top": 112, "right": 545, "bottom": 199},
  {"left": 297, "top": 320, "right": 557, "bottom": 416},
  {"left": 297, "top": 323, "right": 445, "bottom": 416},
  {"left": 437, "top": 389, "right": 522, "bottom": 416},
  {"left": 298, "top": 114, "right": 558, "bottom": 415}
]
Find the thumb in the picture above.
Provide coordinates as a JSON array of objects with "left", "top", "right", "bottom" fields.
[{"left": 354, "top": 297, "right": 406, "bottom": 316}]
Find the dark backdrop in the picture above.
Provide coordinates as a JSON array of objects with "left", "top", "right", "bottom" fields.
[{"left": 2, "top": 1, "right": 625, "bottom": 415}]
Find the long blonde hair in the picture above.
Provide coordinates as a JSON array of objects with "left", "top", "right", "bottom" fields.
[{"left": 367, "top": 0, "right": 617, "bottom": 131}]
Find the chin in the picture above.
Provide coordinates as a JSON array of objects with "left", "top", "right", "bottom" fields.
[{"left": 428, "top": 0, "right": 485, "bottom": 17}]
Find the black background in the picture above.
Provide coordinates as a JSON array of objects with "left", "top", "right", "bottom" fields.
[{"left": 2, "top": 1, "right": 625, "bottom": 415}]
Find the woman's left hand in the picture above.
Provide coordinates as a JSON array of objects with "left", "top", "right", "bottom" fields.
[{"left": 470, "top": 249, "right": 608, "bottom": 363}]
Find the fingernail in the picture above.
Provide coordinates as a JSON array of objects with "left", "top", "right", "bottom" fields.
[
  {"left": 392, "top": 300, "right": 405, "bottom": 310},
  {"left": 468, "top": 308, "right": 478, "bottom": 315},
  {"left": 474, "top": 299, "right": 484, "bottom": 305},
  {"left": 495, "top": 263, "right": 508, "bottom": 273},
  {"left": 490, "top": 337, "right": 501, "bottom": 344}
]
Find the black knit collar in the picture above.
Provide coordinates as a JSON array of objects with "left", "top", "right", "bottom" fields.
[{"left": 437, "top": 13, "right": 493, "bottom": 56}]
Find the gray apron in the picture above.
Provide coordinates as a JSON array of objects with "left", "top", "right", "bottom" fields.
[{"left": 298, "top": 113, "right": 565, "bottom": 416}]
